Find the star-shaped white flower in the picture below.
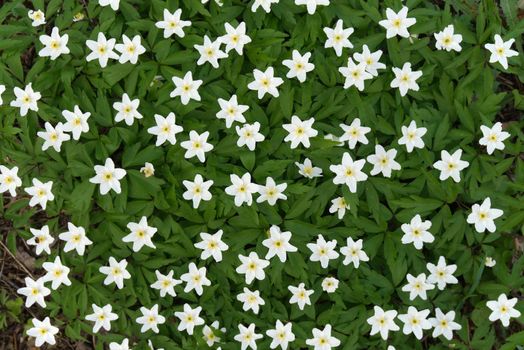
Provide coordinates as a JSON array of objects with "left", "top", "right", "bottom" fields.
[
  {"left": 27, "top": 225, "right": 54, "bottom": 255},
  {"left": 99, "top": 257, "right": 131, "bottom": 289},
  {"left": 113, "top": 93, "right": 142, "bottom": 126},
  {"left": 247, "top": 67, "right": 284, "bottom": 99},
  {"left": 122, "top": 216, "right": 157, "bottom": 252},
  {"left": 479, "top": 122, "right": 510, "bottom": 154},
  {"left": 339, "top": 58, "right": 373, "bottom": 91},
  {"left": 282, "top": 115, "right": 318, "bottom": 149},
  {"left": 295, "top": 158, "right": 323, "bottom": 178},
  {"left": 398, "top": 120, "right": 426, "bottom": 152},
  {"left": 155, "top": 9, "right": 191, "bottom": 38},
  {"left": 0, "top": 165, "right": 22, "bottom": 197},
  {"left": 256, "top": 177, "right": 287, "bottom": 205},
  {"left": 85, "top": 304, "right": 119, "bottom": 332},
  {"left": 391, "top": 62, "right": 422, "bottom": 96},
  {"left": 236, "top": 252, "right": 270, "bottom": 284},
  {"left": 398, "top": 306, "right": 431, "bottom": 340},
  {"left": 150, "top": 270, "right": 181, "bottom": 297},
  {"left": 237, "top": 287, "right": 265, "bottom": 314},
  {"left": 434, "top": 25, "right": 462, "bottom": 52},
  {"left": 216, "top": 95, "right": 249, "bottom": 128},
  {"left": 17, "top": 277, "right": 50, "bottom": 308},
  {"left": 194, "top": 230, "right": 229, "bottom": 262},
  {"left": 262, "top": 225, "right": 297, "bottom": 262},
  {"left": 487, "top": 293, "right": 521, "bottom": 327},
  {"left": 305, "top": 324, "right": 340, "bottom": 350},
  {"left": 59, "top": 223, "right": 93, "bottom": 256},
  {"left": 175, "top": 304, "right": 205, "bottom": 335},
  {"left": 323, "top": 19, "right": 354, "bottom": 57},
  {"left": 353, "top": 45, "right": 386, "bottom": 76},
  {"left": 401, "top": 273, "right": 435, "bottom": 301},
  {"left": 340, "top": 237, "right": 369, "bottom": 268},
  {"left": 170, "top": 71, "right": 203, "bottom": 105},
  {"left": 367, "top": 306, "right": 400, "bottom": 340},
  {"left": 180, "top": 263, "right": 211, "bottom": 296},
  {"left": 266, "top": 320, "right": 295, "bottom": 350},
  {"left": 37, "top": 122, "right": 70, "bottom": 152},
  {"left": 89, "top": 158, "right": 126, "bottom": 195},
  {"left": 219, "top": 22, "right": 251, "bottom": 55},
  {"left": 225, "top": 173, "right": 258, "bottom": 206},
  {"left": 307, "top": 234, "right": 339, "bottom": 268},
  {"left": 401, "top": 214, "right": 434, "bottom": 250},
  {"left": 282, "top": 50, "right": 315, "bottom": 83},
  {"left": 426, "top": 256, "right": 458, "bottom": 290},
  {"left": 141, "top": 162, "right": 154, "bottom": 177},
  {"left": 42, "top": 256, "right": 71, "bottom": 290},
  {"left": 329, "top": 196, "right": 350, "bottom": 219},
  {"left": 180, "top": 130, "right": 214, "bottom": 163},
  {"left": 115, "top": 34, "right": 146, "bottom": 64},
  {"left": 25, "top": 178, "right": 54, "bottom": 209},
  {"left": 321, "top": 277, "right": 339, "bottom": 293},
  {"left": 367, "top": 145, "right": 401, "bottom": 178},
  {"left": 147, "top": 112, "right": 183, "bottom": 146},
  {"left": 236, "top": 122, "right": 265, "bottom": 151},
  {"left": 202, "top": 321, "right": 225, "bottom": 347},
  {"left": 183, "top": 174, "right": 213, "bottom": 209},
  {"left": 85, "top": 32, "right": 119, "bottom": 68},
  {"left": 288, "top": 282, "right": 313, "bottom": 310},
  {"left": 62, "top": 105, "right": 91, "bottom": 140},
  {"left": 10, "top": 83, "right": 41, "bottom": 116},
  {"left": 38, "top": 27, "right": 69, "bottom": 60},
  {"left": 379, "top": 7, "right": 416, "bottom": 39},
  {"left": 429, "top": 308, "right": 462, "bottom": 340},
  {"left": 136, "top": 304, "right": 166, "bottom": 333},
  {"left": 485, "top": 34, "right": 518, "bottom": 70},
  {"left": 28, "top": 9, "right": 46, "bottom": 27},
  {"left": 466, "top": 197, "right": 503, "bottom": 233},
  {"left": 433, "top": 149, "right": 469, "bottom": 182},
  {"left": 27, "top": 317, "right": 58, "bottom": 347},
  {"left": 330, "top": 152, "right": 368, "bottom": 193},
  {"left": 234, "top": 323, "right": 263, "bottom": 350},
  {"left": 194, "top": 35, "right": 228, "bottom": 68},
  {"left": 339, "top": 118, "right": 371, "bottom": 149}
]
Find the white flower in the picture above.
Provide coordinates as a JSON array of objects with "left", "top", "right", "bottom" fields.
[
  {"left": 353, "top": 45, "right": 386, "bottom": 76},
  {"left": 62, "top": 105, "right": 91, "bottom": 140},
  {"left": 25, "top": 179, "right": 54, "bottom": 210},
  {"left": 28, "top": 9, "right": 46, "bottom": 26},
  {"left": 216, "top": 95, "right": 249, "bottom": 128},
  {"left": 219, "top": 22, "right": 251, "bottom": 55},
  {"left": 194, "top": 35, "right": 228, "bottom": 68},
  {"left": 38, "top": 27, "right": 69, "bottom": 60},
  {"left": 305, "top": 324, "right": 341, "bottom": 350},
  {"left": 398, "top": 120, "right": 426, "bottom": 152},
  {"left": 433, "top": 149, "right": 469, "bottom": 182},
  {"left": 330, "top": 152, "right": 368, "bottom": 193},
  {"left": 86, "top": 304, "right": 119, "bottom": 332},
  {"left": 340, "top": 237, "right": 369, "bottom": 268},
  {"left": 295, "top": 0, "right": 329, "bottom": 14},
  {"left": 180, "top": 130, "right": 214, "bottom": 163},
  {"left": 479, "top": 122, "right": 510, "bottom": 155},
  {"left": 59, "top": 222, "right": 92, "bottom": 255},
  {"left": 140, "top": 162, "right": 155, "bottom": 177},
  {"left": 467, "top": 197, "right": 504, "bottom": 233},
  {"left": 390, "top": 62, "right": 422, "bottom": 96},
  {"left": 237, "top": 287, "right": 265, "bottom": 314},
  {"left": 89, "top": 158, "right": 126, "bottom": 195},
  {"left": 282, "top": 50, "right": 315, "bottom": 82},
  {"left": 367, "top": 306, "right": 399, "bottom": 340},
  {"left": 10, "top": 83, "right": 41, "bottom": 116},
  {"left": 429, "top": 308, "right": 462, "bottom": 340},
  {"left": 307, "top": 234, "right": 339, "bottom": 268},
  {"left": 0, "top": 84, "right": 5, "bottom": 105},
  {"left": 329, "top": 197, "right": 350, "bottom": 219},
  {"left": 321, "top": 277, "right": 339, "bottom": 293},
  {"left": 262, "top": 225, "right": 297, "bottom": 262},
  {"left": 266, "top": 320, "right": 295, "bottom": 350},
  {"left": 485, "top": 257, "right": 497, "bottom": 267},
  {"left": 42, "top": 256, "right": 71, "bottom": 290},
  {"left": 0, "top": 165, "right": 22, "bottom": 197},
  {"left": 175, "top": 304, "right": 205, "bottom": 335},
  {"left": 339, "top": 58, "right": 372, "bottom": 91},
  {"left": 27, "top": 318, "right": 58, "bottom": 347},
  {"left": 180, "top": 263, "right": 211, "bottom": 296},
  {"left": 194, "top": 230, "right": 229, "bottom": 262},
  {"left": 247, "top": 67, "right": 284, "bottom": 99},
  {"left": 113, "top": 93, "right": 142, "bottom": 126},
  {"left": 147, "top": 112, "right": 183, "bottom": 146},
  {"left": 37, "top": 122, "right": 70, "bottom": 152},
  {"left": 170, "top": 71, "right": 203, "bottom": 105},
  {"left": 183, "top": 174, "right": 213, "bottom": 209},
  {"left": 99, "top": 257, "right": 131, "bottom": 289},
  {"left": 251, "top": 0, "right": 279, "bottom": 13},
  {"left": 225, "top": 173, "right": 258, "bottom": 206},
  {"left": 282, "top": 115, "right": 318, "bottom": 149},
  {"left": 27, "top": 226, "right": 54, "bottom": 255},
  {"left": 155, "top": 9, "right": 191, "bottom": 38},
  {"left": 257, "top": 177, "right": 287, "bottom": 205},
  {"left": 109, "top": 339, "right": 130, "bottom": 350},
  {"left": 295, "top": 158, "right": 323, "bottom": 178},
  {"left": 339, "top": 118, "right": 371, "bottom": 149},
  {"left": 150, "top": 270, "right": 181, "bottom": 297},
  {"left": 401, "top": 214, "right": 434, "bottom": 250},
  {"left": 203, "top": 321, "right": 224, "bottom": 347},
  {"left": 115, "top": 34, "right": 146, "bottom": 64},
  {"left": 323, "top": 19, "right": 354, "bottom": 57},
  {"left": 86, "top": 32, "right": 119, "bottom": 68},
  {"left": 136, "top": 305, "right": 165, "bottom": 333},
  {"left": 122, "top": 216, "right": 157, "bottom": 252},
  {"left": 426, "top": 256, "right": 458, "bottom": 290},
  {"left": 434, "top": 25, "right": 462, "bottom": 52},
  {"left": 401, "top": 273, "right": 435, "bottom": 301},
  {"left": 487, "top": 293, "right": 521, "bottom": 327},
  {"left": 99, "top": 0, "right": 120, "bottom": 10},
  {"left": 379, "top": 7, "right": 416, "bottom": 39},
  {"left": 398, "top": 307, "right": 431, "bottom": 340},
  {"left": 288, "top": 283, "right": 313, "bottom": 310},
  {"left": 235, "top": 323, "right": 263, "bottom": 350},
  {"left": 17, "top": 277, "right": 50, "bottom": 308},
  {"left": 485, "top": 34, "right": 519, "bottom": 70},
  {"left": 236, "top": 122, "right": 265, "bottom": 151},
  {"left": 236, "top": 252, "right": 270, "bottom": 284},
  {"left": 367, "top": 145, "right": 401, "bottom": 178}
]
